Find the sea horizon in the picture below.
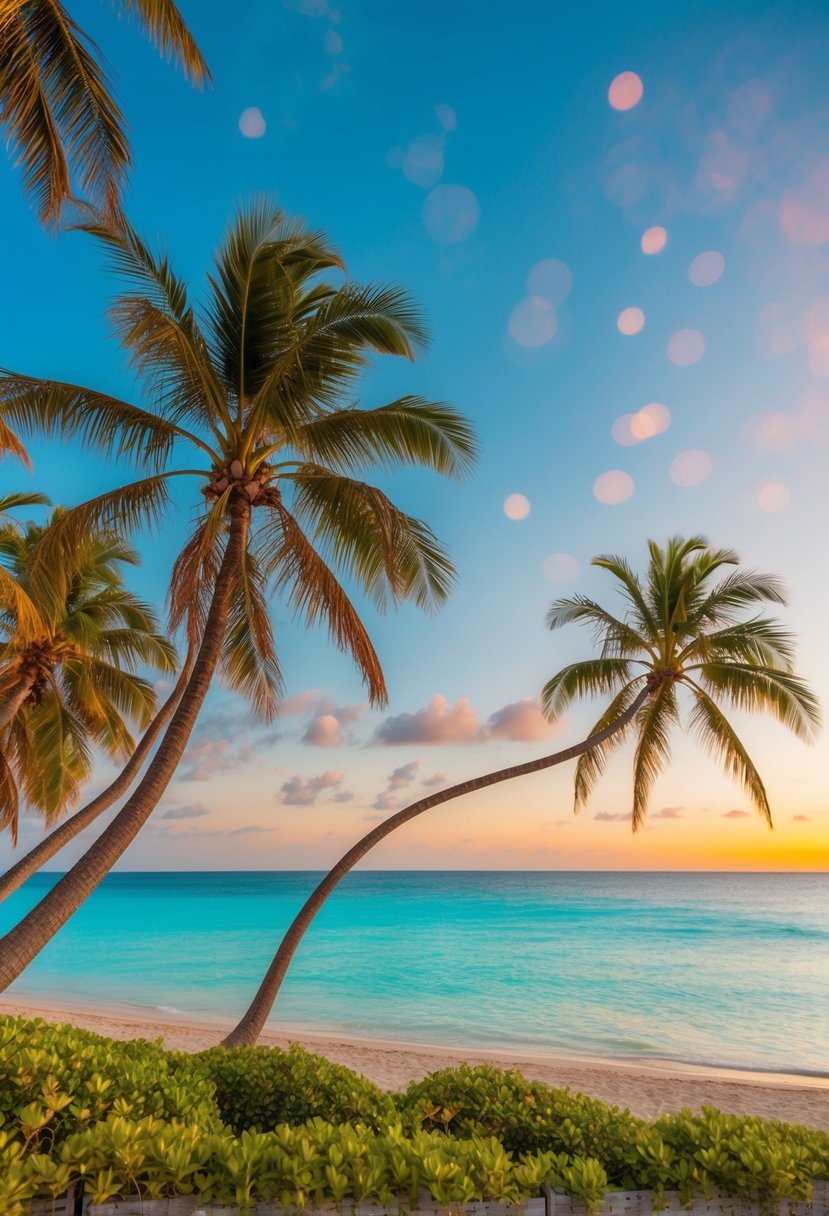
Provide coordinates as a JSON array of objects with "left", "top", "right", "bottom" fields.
[{"left": 2, "top": 870, "right": 827, "bottom": 1076}]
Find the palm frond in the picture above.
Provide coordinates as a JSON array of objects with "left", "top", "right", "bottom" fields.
[
  {"left": 687, "top": 682, "right": 773, "bottom": 825},
  {"left": 221, "top": 547, "right": 283, "bottom": 721},
  {"left": 591, "top": 552, "right": 659, "bottom": 637},
  {"left": 0, "top": 5, "right": 70, "bottom": 224},
  {"left": 572, "top": 680, "right": 643, "bottom": 813},
  {"left": 290, "top": 396, "right": 478, "bottom": 481},
  {"left": 679, "top": 617, "right": 798, "bottom": 671},
  {"left": 287, "top": 466, "right": 456, "bottom": 612},
  {"left": 541, "top": 657, "right": 636, "bottom": 719},
  {"left": 12, "top": 694, "right": 92, "bottom": 820},
  {"left": 264, "top": 501, "right": 388, "bottom": 706},
  {"left": 688, "top": 661, "right": 821, "bottom": 742},
  {"left": 545, "top": 595, "right": 653, "bottom": 657},
  {"left": 0, "top": 743, "right": 21, "bottom": 844},
  {"left": 630, "top": 684, "right": 679, "bottom": 830},
  {"left": 8, "top": 0, "right": 130, "bottom": 220},
  {"left": 0, "top": 413, "right": 32, "bottom": 469},
  {"left": 115, "top": 0, "right": 211, "bottom": 86}
]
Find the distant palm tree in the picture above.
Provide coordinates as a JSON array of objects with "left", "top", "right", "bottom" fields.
[
  {"left": 221, "top": 536, "right": 820, "bottom": 1047},
  {"left": 0, "top": 198, "right": 476, "bottom": 989},
  {"left": 0, "top": 0, "right": 209, "bottom": 225},
  {"left": 0, "top": 511, "right": 177, "bottom": 843}
]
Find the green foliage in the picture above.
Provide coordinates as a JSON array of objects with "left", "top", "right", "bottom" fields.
[
  {"left": 192, "top": 1042, "right": 396, "bottom": 1133},
  {"left": 0, "top": 1015, "right": 220, "bottom": 1155},
  {"left": 2, "top": 1018, "right": 827, "bottom": 1209}
]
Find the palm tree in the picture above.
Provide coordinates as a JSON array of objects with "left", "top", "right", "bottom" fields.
[
  {"left": 0, "top": 648, "right": 192, "bottom": 902},
  {"left": 0, "top": 512, "right": 177, "bottom": 843},
  {"left": 0, "top": 0, "right": 209, "bottom": 226},
  {"left": 0, "top": 198, "right": 477, "bottom": 989},
  {"left": 220, "top": 535, "right": 820, "bottom": 1047}
]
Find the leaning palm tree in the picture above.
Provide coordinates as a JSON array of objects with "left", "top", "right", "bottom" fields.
[
  {"left": 0, "top": 0, "right": 209, "bottom": 226},
  {"left": 0, "top": 198, "right": 476, "bottom": 989},
  {"left": 0, "top": 512, "right": 178, "bottom": 843},
  {"left": 221, "top": 535, "right": 820, "bottom": 1046}
]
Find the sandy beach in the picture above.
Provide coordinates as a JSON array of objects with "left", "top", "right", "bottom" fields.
[{"left": 2, "top": 996, "right": 827, "bottom": 1133}]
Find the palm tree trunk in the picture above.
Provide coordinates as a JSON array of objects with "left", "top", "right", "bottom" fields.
[
  {"left": 0, "top": 670, "right": 36, "bottom": 731},
  {"left": 0, "top": 502, "right": 250, "bottom": 991},
  {"left": 0, "top": 651, "right": 193, "bottom": 903},
  {"left": 221, "top": 684, "right": 650, "bottom": 1047}
]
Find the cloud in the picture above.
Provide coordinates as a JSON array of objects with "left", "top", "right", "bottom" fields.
[
  {"left": 388, "top": 761, "right": 420, "bottom": 789},
  {"left": 228, "top": 825, "right": 278, "bottom": 836},
  {"left": 422, "top": 771, "right": 447, "bottom": 788},
  {"left": 298, "top": 697, "right": 367, "bottom": 746},
  {"left": 374, "top": 694, "right": 564, "bottom": 747},
  {"left": 278, "top": 689, "right": 321, "bottom": 716},
  {"left": 160, "top": 804, "right": 210, "bottom": 821},
  {"left": 651, "top": 806, "right": 683, "bottom": 820},
  {"left": 302, "top": 714, "right": 345, "bottom": 747},
  {"left": 793, "top": 813, "right": 811, "bottom": 822},
  {"left": 279, "top": 770, "right": 345, "bottom": 806},
  {"left": 179, "top": 738, "right": 252, "bottom": 781},
  {"left": 594, "top": 812, "right": 630, "bottom": 822},
  {"left": 374, "top": 695, "right": 485, "bottom": 745},
  {"left": 722, "top": 809, "right": 751, "bottom": 819},
  {"left": 372, "top": 790, "right": 400, "bottom": 811},
  {"left": 333, "top": 789, "right": 354, "bottom": 803},
  {"left": 486, "top": 699, "right": 561, "bottom": 742}
]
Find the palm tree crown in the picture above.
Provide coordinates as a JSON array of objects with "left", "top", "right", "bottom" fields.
[
  {"left": 0, "top": 0, "right": 209, "bottom": 225},
  {"left": 541, "top": 535, "right": 821, "bottom": 829},
  {"left": 0, "top": 511, "right": 177, "bottom": 840}
]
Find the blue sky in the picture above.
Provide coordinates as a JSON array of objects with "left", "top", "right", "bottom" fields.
[{"left": 2, "top": 0, "right": 828, "bottom": 869}]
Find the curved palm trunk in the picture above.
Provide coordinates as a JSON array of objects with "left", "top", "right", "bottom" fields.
[
  {"left": 0, "top": 503, "right": 250, "bottom": 991},
  {"left": 0, "top": 652, "right": 193, "bottom": 903},
  {"left": 0, "top": 671, "right": 36, "bottom": 731},
  {"left": 221, "top": 684, "right": 650, "bottom": 1048}
]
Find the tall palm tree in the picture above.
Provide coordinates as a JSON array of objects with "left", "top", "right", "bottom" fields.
[
  {"left": 0, "top": 198, "right": 477, "bottom": 989},
  {"left": 0, "top": 0, "right": 209, "bottom": 226},
  {"left": 221, "top": 536, "right": 820, "bottom": 1047},
  {"left": 0, "top": 512, "right": 177, "bottom": 843}
]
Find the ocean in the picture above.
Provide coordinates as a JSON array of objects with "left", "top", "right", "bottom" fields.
[{"left": 1, "top": 871, "right": 827, "bottom": 1074}]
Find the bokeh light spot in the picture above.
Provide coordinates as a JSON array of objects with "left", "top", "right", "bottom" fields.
[
  {"left": 526, "top": 258, "right": 572, "bottom": 306},
  {"left": 323, "top": 29, "right": 342, "bottom": 54},
  {"left": 593, "top": 471, "right": 634, "bottom": 504},
  {"left": 617, "top": 306, "right": 645, "bottom": 335},
  {"left": 508, "top": 296, "right": 557, "bottom": 347},
  {"left": 801, "top": 296, "right": 829, "bottom": 378},
  {"left": 422, "top": 184, "right": 480, "bottom": 243},
  {"left": 503, "top": 493, "right": 531, "bottom": 520},
  {"left": 543, "top": 552, "right": 579, "bottom": 583},
  {"left": 668, "top": 329, "right": 705, "bottom": 365},
  {"left": 641, "top": 226, "right": 668, "bottom": 254},
  {"left": 688, "top": 251, "right": 725, "bottom": 287},
  {"left": 669, "top": 450, "right": 712, "bottom": 487},
  {"left": 402, "top": 134, "right": 444, "bottom": 188},
  {"left": 608, "top": 71, "right": 644, "bottom": 112},
  {"left": 611, "top": 414, "right": 638, "bottom": 446},
  {"left": 435, "top": 104, "right": 457, "bottom": 131},
  {"left": 757, "top": 482, "right": 791, "bottom": 513},
  {"left": 754, "top": 301, "right": 798, "bottom": 359},
  {"left": 631, "top": 402, "right": 671, "bottom": 439},
  {"left": 239, "top": 107, "right": 266, "bottom": 138}
]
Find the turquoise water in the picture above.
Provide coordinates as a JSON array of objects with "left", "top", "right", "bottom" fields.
[{"left": 2, "top": 872, "right": 827, "bottom": 1074}]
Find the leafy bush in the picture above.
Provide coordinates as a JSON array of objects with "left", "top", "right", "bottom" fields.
[
  {"left": 194, "top": 1042, "right": 396, "bottom": 1133},
  {"left": 0, "top": 1014, "right": 220, "bottom": 1154}
]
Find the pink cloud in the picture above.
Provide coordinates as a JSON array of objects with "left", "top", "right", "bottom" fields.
[
  {"left": 793, "top": 813, "right": 811, "bottom": 822},
  {"left": 652, "top": 806, "right": 683, "bottom": 820},
  {"left": 278, "top": 689, "right": 320, "bottom": 716},
  {"left": 179, "top": 738, "right": 253, "bottom": 781},
  {"left": 722, "top": 809, "right": 750, "bottom": 819},
  {"left": 374, "top": 694, "right": 485, "bottom": 745},
  {"left": 487, "top": 699, "right": 562, "bottom": 742},
  {"left": 279, "top": 770, "right": 345, "bottom": 806},
  {"left": 422, "top": 771, "right": 447, "bottom": 788},
  {"left": 594, "top": 812, "right": 630, "bottom": 822},
  {"left": 388, "top": 761, "right": 420, "bottom": 789},
  {"left": 160, "top": 804, "right": 210, "bottom": 820},
  {"left": 372, "top": 790, "right": 400, "bottom": 811},
  {"left": 302, "top": 714, "right": 345, "bottom": 747}
]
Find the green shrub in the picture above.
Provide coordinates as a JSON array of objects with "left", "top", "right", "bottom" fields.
[
  {"left": 0, "top": 1014, "right": 221, "bottom": 1155},
  {"left": 195, "top": 1043, "right": 396, "bottom": 1133}
]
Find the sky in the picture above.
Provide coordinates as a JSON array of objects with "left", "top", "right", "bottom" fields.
[{"left": 1, "top": 0, "right": 828, "bottom": 871}]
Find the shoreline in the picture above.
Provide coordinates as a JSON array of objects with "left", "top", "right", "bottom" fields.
[{"left": 3, "top": 994, "right": 828, "bottom": 1132}]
